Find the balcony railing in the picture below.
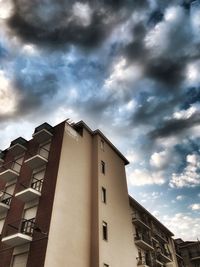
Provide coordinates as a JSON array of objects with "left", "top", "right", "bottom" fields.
[
  {"left": 0, "top": 191, "right": 12, "bottom": 206},
  {"left": 157, "top": 250, "right": 172, "bottom": 263},
  {"left": 31, "top": 178, "right": 43, "bottom": 192},
  {"left": 15, "top": 178, "right": 43, "bottom": 202},
  {"left": 0, "top": 160, "right": 21, "bottom": 182},
  {"left": 24, "top": 147, "right": 49, "bottom": 169},
  {"left": 2, "top": 218, "right": 36, "bottom": 246},
  {"left": 0, "top": 191, "right": 12, "bottom": 214},
  {"left": 190, "top": 251, "right": 200, "bottom": 260},
  {"left": 153, "top": 230, "right": 168, "bottom": 243},
  {"left": 134, "top": 233, "right": 154, "bottom": 251},
  {"left": 132, "top": 212, "right": 150, "bottom": 230}
]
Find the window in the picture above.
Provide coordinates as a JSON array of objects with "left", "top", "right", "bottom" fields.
[
  {"left": 12, "top": 155, "right": 24, "bottom": 173},
  {"left": 11, "top": 252, "right": 28, "bottom": 267},
  {"left": 101, "top": 187, "right": 106, "bottom": 203},
  {"left": 102, "top": 221, "right": 108, "bottom": 241},
  {"left": 103, "top": 264, "right": 109, "bottom": 267},
  {"left": 100, "top": 140, "right": 105, "bottom": 151},
  {"left": 101, "top": 161, "right": 105, "bottom": 174},
  {"left": 39, "top": 142, "right": 51, "bottom": 159},
  {"left": 0, "top": 219, "right": 4, "bottom": 235}
]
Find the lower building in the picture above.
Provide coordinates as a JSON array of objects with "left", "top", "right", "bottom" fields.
[
  {"left": 175, "top": 239, "right": 200, "bottom": 267},
  {"left": 130, "top": 197, "right": 179, "bottom": 267},
  {"left": 0, "top": 119, "right": 179, "bottom": 266}
]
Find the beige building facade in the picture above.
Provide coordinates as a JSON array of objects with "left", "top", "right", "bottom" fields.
[{"left": 0, "top": 119, "right": 179, "bottom": 267}]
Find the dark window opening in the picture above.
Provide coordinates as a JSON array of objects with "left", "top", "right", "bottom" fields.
[{"left": 103, "top": 221, "right": 108, "bottom": 241}]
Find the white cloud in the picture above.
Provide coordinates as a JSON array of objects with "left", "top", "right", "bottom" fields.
[
  {"left": 162, "top": 213, "right": 200, "bottom": 240},
  {"left": 172, "top": 105, "right": 199, "bottom": 120},
  {"left": 104, "top": 57, "right": 143, "bottom": 92},
  {"left": 150, "top": 150, "right": 170, "bottom": 170},
  {"left": 170, "top": 154, "right": 200, "bottom": 188},
  {"left": 176, "top": 195, "right": 184, "bottom": 201},
  {"left": 189, "top": 203, "right": 200, "bottom": 211},
  {"left": 72, "top": 2, "right": 92, "bottom": 27},
  {"left": 0, "top": 0, "right": 13, "bottom": 19},
  {"left": 185, "top": 61, "right": 200, "bottom": 87},
  {"left": 128, "top": 168, "right": 165, "bottom": 186},
  {"left": 145, "top": 5, "right": 189, "bottom": 58},
  {"left": 0, "top": 71, "right": 19, "bottom": 115}
]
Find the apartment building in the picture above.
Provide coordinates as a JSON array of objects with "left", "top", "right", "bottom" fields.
[
  {"left": 0, "top": 119, "right": 179, "bottom": 267},
  {"left": 175, "top": 239, "right": 200, "bottom": 267},
  {"left": 129, "top": 197, "right": 179, "bottom": 267}
]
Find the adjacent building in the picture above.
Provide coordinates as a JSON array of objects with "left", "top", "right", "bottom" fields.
[
  {"left": 130, "top": 197, "right": 179, "bottom": 267},
  {"left": 175, "top": 239, "right": 200, "bottom": 267},
  {"left": 0, "top": 119, "right": 179, "bottom": 266}
]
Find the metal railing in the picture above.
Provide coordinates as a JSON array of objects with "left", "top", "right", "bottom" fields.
[
  {"left": 19, "top": 177, "right": 43, "bottom": 192},
  {"left": 190, "top": 251, "right": 200, "bottom": 259},
  {"left": 20, "top": 218, "right": 35, "bottom": 236},
  {"left": 5, "top": 218, "right": 47, "bottom": 237},
  {"left": 0, "top": 191, "right": 12, "bottom": 206},
  {"left": 0, "top": 160, "right": 22, "bottom": 172},
  {"left": 132, "top": 212, "right": 149, "bottom": 226},
  {"left": 157, "top": 249, "right": 172, "bottom": 261},
  {"left": 134, "top": 233, "right": 153, "bottom": 246},
  {"left": 153, "top": 229, "right": 167, "bottom": 243},
  {"left": 31, "top": 178, "right": 43, "bottom": 192},
  {"left": 6, "top": 218, "right": 36, "bottom": 237},
  {"left": 26, "top": 146, "right": 50, "bottom": 160}
]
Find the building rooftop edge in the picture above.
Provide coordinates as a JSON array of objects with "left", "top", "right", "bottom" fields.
[
  {"left": 129, "top": 195, "right": 174, "bottom": 237},
  {"left": 74, "top": 120, "right": 129, "bottom": 165}
]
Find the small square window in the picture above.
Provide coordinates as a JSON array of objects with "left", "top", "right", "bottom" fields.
[
  {"left": 100, "top": 140, "right": 105, "bottom": 151},
  {"left": 101, "top": 187, "right": 106, "bottom": 203},
  {"left": 102, "top": 221, "right": 108, "bottom": 241},
  {"left": 101, "top": 161, "right": 105, "bottom": 174}
]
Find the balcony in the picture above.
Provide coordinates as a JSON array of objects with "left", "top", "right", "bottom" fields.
[
  {"left": 154, "top": 230, "right": 168, "bottom": 243},
  {"left": 2, "top": 218, "right": 35, "bottom": 246},
  {"left": 136, "top": 256, "right": 152, "bottom": 267},
  {"left": 0, "top": 161, "right": 21, "bottom": 183},
  {"left": 8, "top": 137, "right": 27, "bottom": 156},
  {"left": 33, "top": 123, "right": 53, "bottom": 143},
  {"left": 157, "top": 251, "right": 172, "bottom": 263},
  {"left": 15, "top": 178, "right": 43, "bottom": 202},
  {"left": 132, "top": 212, "right": 150, "bottom": 230},
  {"left": 190, "top": 251, "right": 200, "bottom": 261},
  {"left": 24, "top": 147, "right": 49, "bottom": 169},
  {"left": 134, "top": 233, "right": 154, "bottom": 251},
  {"left": 0, "top": 191, "right": 12, "bottom": 214}
]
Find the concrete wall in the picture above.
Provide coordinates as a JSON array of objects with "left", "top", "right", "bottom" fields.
[
  {"left": 95, "top": 134, "right": 137, "bottom": 267},
  {"left": 44, "top": 124, "right": 92, "bottom": 267}
]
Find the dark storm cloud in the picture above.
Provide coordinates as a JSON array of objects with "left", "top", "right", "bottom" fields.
[
  {"left": 149, "top": 111, "right": 200, "bottom": 139},
  {"left": 146, "top": 58, "right": 186, "bottom": 87},
  {"left": 7, "top": 0, "right": 144, "bottom": 49},
  {"left": 13, "top": 72, "right": 59, "bottom": 115}
]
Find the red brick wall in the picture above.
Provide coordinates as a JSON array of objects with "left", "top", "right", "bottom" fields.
[{"left": 0, "top": 121, "right": 65, "bottom": 267}]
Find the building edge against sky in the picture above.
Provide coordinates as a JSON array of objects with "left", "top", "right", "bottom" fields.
[{"left": 0, "top": 119, "right": 180, "bottom": 266}]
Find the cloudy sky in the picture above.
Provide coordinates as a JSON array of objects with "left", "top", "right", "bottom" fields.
[{"left": 0, "top": 0, "right": 200, "bottom": 241}]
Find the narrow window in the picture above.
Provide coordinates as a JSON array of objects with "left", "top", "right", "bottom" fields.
[
  {"left": 102, "top": 221, "right": 108, "bottom": 241},
  {"left": 101, "top": 161, "right": 105, "bottom": 174},
  {"left": 103, "top": 264, "right": 109, "bottom": 267},
  {"left": 100, "top": 139, "right": 105, "bottom": 151},
  {"left": 101, "top": 187, "right": 106, "bottom": 203},
  {"left": 11, "top": 252, "right": 28, "bottom": 267}
]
